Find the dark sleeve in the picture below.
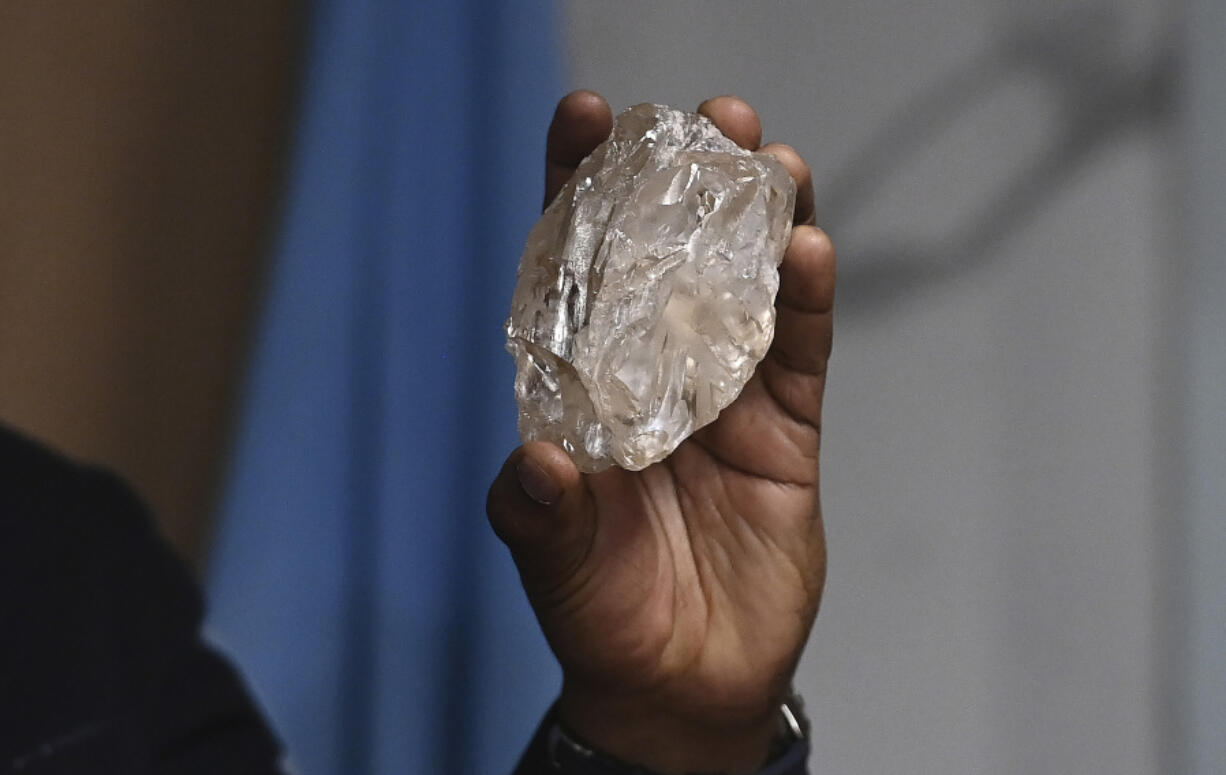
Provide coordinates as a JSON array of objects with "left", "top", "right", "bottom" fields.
[
  {"left": 0, "top": 426, "right": 282, "bottom": 774},
  {"left": 512, "top": 704, "right": 809, "bottom": 775}
]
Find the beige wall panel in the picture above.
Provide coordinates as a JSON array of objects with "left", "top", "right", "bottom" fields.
[{"left": 0, "top": 1, "right": 299, "bottom": 567}]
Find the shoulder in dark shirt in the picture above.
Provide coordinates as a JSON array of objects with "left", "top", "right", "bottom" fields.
[{"left": 0, "top": 424, "right": 282, "bottom": 774}]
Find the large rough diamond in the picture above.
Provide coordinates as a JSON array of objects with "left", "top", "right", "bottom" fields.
[{"left": 505, "top": 103, "right": 796, "bottom": 472}]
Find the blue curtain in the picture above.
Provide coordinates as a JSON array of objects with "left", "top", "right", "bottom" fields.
[{"left": 204, "top": 2, "right": 562, "bottom": 773}]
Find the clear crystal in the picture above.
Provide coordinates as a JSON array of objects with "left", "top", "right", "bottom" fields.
[{"left": 505, "top": 103, "right": 795, "bottom": 472}]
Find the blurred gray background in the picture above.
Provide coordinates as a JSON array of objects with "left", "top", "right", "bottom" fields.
[{"left": 563, "top": 1, "right": 1220, "bottom": 773}]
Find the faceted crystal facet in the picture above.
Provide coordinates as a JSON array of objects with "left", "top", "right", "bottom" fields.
[{"left": 505, "top": 103, "right": 796, "bottom": 472}]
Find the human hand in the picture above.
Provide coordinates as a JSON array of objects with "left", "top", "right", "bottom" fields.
[{"left": 488, "top": 91, "right": 833, "bottom": 775}]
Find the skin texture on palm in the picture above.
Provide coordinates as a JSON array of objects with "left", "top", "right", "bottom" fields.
[{"left": 489, "top": 91, "right": 834, "bottom": 775}]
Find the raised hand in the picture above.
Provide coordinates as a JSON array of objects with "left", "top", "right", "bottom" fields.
[{"left": 488, "top": 91, "right": 834, "bottom": 775}]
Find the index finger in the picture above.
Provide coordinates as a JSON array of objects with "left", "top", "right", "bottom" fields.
[{"left": 544, "top": 90, "right": 612, "bottom": 209}]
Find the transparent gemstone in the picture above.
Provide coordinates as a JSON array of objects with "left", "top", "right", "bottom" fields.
[{"left": 506, "top": 103, "right": 795, "bottom": 471}]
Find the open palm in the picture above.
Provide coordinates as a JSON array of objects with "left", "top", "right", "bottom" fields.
[{"left": 489, "top": 92, "right": 834, "bottom": 774}]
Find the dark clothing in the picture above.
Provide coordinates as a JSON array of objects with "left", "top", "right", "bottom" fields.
[
  {"left": 0, "top": 425, "right": 805, "bottom": 774},
  {"left": 0, "top": 424, "right": 281, "bottom": 774}
]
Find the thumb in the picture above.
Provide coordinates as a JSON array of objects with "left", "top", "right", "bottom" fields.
[{"left": 486, "top": 441, "right": 594, "bottom": 598}]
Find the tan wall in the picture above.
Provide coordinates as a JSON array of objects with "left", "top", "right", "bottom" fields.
[{"left": 0, "top": 1, "right": 298, "bottom": 568}]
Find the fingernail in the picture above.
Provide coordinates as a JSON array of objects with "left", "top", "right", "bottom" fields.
[{"left": 517, "top": 458, "right": 561, "bottom": 506}]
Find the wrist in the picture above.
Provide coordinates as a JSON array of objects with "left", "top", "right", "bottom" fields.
[{"left": 557, "top": 683, "right": 784, "bottom": 775}]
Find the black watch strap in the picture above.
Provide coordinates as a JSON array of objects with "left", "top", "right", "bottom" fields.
[{"left": 541, "top": 696, "right": 810, "bottom": 775}]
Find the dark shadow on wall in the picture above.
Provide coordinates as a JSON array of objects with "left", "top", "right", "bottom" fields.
[{"left": 820, "top": 6, "right": 1176, "bottom": 316}]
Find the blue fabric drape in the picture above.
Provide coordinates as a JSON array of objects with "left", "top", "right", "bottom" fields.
[{"left": 204, "top": 3, "right": 562, "bottom": 773}]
